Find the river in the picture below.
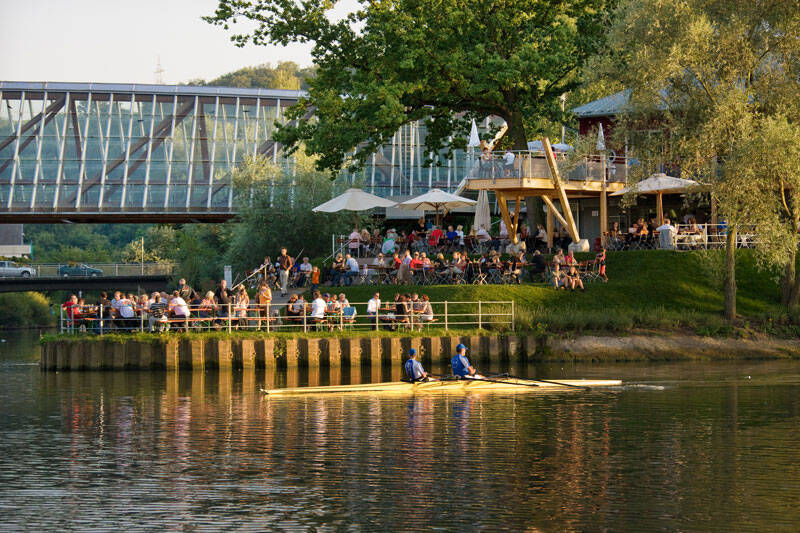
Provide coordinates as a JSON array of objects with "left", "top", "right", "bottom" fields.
[{"left": 1, "top": 331, "right": 798, "bottom": 531}]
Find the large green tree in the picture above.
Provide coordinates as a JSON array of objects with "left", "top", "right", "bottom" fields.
[
  {"left": 205, "top": 0, "right": 614, "bottom": 173},
  {"left": 602, "top": 0, "right": 800, "bottom": 317}
]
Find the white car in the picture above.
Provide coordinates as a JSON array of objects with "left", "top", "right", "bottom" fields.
[{"left": 0, "top": 260, "right": 37, "bottom": 278}]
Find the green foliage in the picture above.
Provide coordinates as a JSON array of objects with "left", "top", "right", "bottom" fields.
[
  {"left": 205, "top": 0, "right": 616, "bottom": 174},
  {"left": 226, "top": 155, "right": 366, "bottom": 271},
  {"left": 185, "top": 61, "right": 315, "bottom": 90},
  {"left": 0, "top": 292, "right": 55, "bottom": 328},
  {"left": 25, "top": 224, "right": 146, "bottom": 263}
]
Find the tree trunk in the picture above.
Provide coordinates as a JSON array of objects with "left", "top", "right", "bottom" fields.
[
  {"left": 723, "top": 227, "right": 737, "bottom": 320},
  {"left": 781, "top": 249, "right": 796, "bottom": 306},
  {"left": 509, "top": 108, "right": 546, "bottom": 229}
]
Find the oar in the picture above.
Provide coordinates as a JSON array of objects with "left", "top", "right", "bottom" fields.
[{"left": 507, "top": 374, "right": 591, "bottom": 390}]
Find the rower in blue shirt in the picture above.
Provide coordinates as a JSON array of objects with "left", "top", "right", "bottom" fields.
[
  {"left": 404, "top": 348, "right": 434, "bottom": 382},
  {"left": 451, "top": 343, "right": 483, "bottom": 378}
]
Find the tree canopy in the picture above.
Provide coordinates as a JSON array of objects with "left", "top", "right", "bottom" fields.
[
  {"left": 601, "top": 0, "right": 800, "bottom": 314},
  {"left": 205, "top": 0, "right": 615, "bottom": 174},
  {"left": 184, "top": 61, "right": 316, "bottom": 90}
]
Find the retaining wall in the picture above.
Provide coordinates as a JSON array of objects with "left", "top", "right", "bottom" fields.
[{"left": 40, "top": 333, "right": 800, "bottom": 372}]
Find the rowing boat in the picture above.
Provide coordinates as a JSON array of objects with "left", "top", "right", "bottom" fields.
[{"left": 262, "top": 377, "right": 622, "bottom": 395}]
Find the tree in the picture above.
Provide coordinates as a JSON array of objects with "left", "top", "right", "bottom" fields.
[
  {"left": 226, "top": 155, "right": 365, "bottom": 272},
  {"left": 205, "top": 0, "right": 615, "bottom": 174},
  {"left": 184, "top": 61, "right": 316, "bottom": 90},
  {"left": 601, "top": 0, "right": 800, "bottom": 318}
]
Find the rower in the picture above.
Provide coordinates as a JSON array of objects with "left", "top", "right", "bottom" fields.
[
  {"left": 404, "top": 348, "right": 433, "bottom": 382},
  {"left": 451, "top": 343, "right": 483, "bottom": 379}
]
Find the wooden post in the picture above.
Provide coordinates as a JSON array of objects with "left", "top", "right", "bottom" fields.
[
  {"left": 512, "top": 195, "right": 522, "bottom": 244},
  {"left": 496, "top": 192, "right": 517, "bottom": 244},
  {"left": 546, "top": 200, "right": 554, "bottom": 250},
  {"left": 543, "top": 137, "right": 579, "bottom": 243},
  {"left": 600, "top": 155, "right": 608, "bottom": 245},
  {"left": 542, "top": 196, "right": 571, "bottom": 233}
]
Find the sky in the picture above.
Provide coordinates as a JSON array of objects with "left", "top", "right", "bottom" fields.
[{"left": 0, "top": 0, "right": 348, "bottom": 85}]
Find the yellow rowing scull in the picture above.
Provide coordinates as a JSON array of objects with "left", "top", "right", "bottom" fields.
[{"left": 262, "top": 378, "right": 622, "bottom": 395}]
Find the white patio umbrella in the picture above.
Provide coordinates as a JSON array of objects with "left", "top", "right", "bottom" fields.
[
  {"left": 611, "top": 173, "right": 701, "bottom": 224},
  {"left": 468, "top": 119, "right": 481, "bottom": 148},
  {"left": 473, "top": 189, "right": 491, "bottom": 232},
  {"left": 312, "top": 188, "right": 397, "bottom": 229},
  {"left": 396, "top": 188, "right": 477, "bottom": 226}
]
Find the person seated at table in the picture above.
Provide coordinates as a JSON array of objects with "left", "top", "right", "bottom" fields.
[
  {"left": 62, "top": 294, "right": 83, "bottom": 329},
  {"left": 529, "top": 250, "right": 546, "bottom": 282},
  {"left": 409, "top": 251, "right": 423, "bottom": 270},
  {"left": 428, "top": 225, "right": 444, "bottom": 250},
  {"left": 297, "top": 257, "right": 313, "bottom": 285},
  {"left": 552, "top": 263, "right": 567, "bottom": 290},
  {"left": 410, "top": 293, "right": 423, "bottom": 313},
  {"left": 566, "top": 264, "right": 585, "bottom": 292},
  {"left": 554, "top": 249, "right": 566, "bottom": 266},
  {"left": 381, "top": 233, "right": 397, "bottom": 255},
  {"left": 418, "top": 295, "right": 434, "bottom": 325},
  {"left": 456, "top": 224, "right": 465, "bottom": 247},
  {"left": 476, "top": 224, "right": 492, "bottom": 244},
  {"left": 233, "top": 286, "right": 250, "bottom": 329},
  {"left": 647, "top": 217, "right": 658, "bottom": 235},
  {"left": 434, "top": 253, "right": 448, "bottom": 273},
  {"left": 373, "top": 253, "right": 387, "bottom": 267},
  {"left": 420, "top": 252, "right": 432, "bottom": 270},
  {"left": 330, "top": 253, "right": 346, "bottom": 286},
  {"left": 310, "top": 291, "right": 327, "bottom": 326},
  {"left": 169, "top": 290, "right": 190, "bottom": 331},
  {"left": 683, "top": 217, "right": 703, "bottom": 235},
  {"left": 394, "top": 294, "right": 410, "bottom": 327},
  {"left": 448, "top": 251, "right": 466, "bottom": 279},
  {"left": 344, "top": 253, "right": 360, "bottom": 286},
  {"left": 285, "top": 294, "right": 300, "bottom": 318},
  {"left": 148, "top": 293, "right": 169, "bottom": 332},
  {"left": 632, "top": 218, "right": 649, "bottom": 242},
  {"left": 535, "top": 224, "right": 547, "bottom": 250},
  {"left": 389, "top": 252, "right": 402, "bottom": 281},
  {"left": 656, "top": 218, "right": 677, "bottom": 250},
  {"left": 488, "top": 251, "right": 503, "bottom": 276},
  {"left": 445, "top": 225, "right": 458, "bottom": 248},
  {"left": 199, "top": 291, "right": 217, "bottom": 319}
]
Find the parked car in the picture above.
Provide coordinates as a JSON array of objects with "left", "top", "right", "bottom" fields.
[
  {"left": 57, "top": 264, "right": 103, "bottom": 277},
  {"left": 0, "top": 260, "right": 37, "bottom": 278}
]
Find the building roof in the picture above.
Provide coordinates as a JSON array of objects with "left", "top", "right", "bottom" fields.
[
  {"left": 572, "top": 90, "right": 630, "bottom": 118},
  {"left": 0, "top": 81, "right": 307, "bottom": 99}
]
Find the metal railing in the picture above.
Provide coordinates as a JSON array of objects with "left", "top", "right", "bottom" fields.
[
  {"left": 604, "top": 223, "right": 758, "bottom": 251},
  {"left": 31, "top": 262, "right": 176, "bottom": 278},
  {"left": 59, "top": 299, "right": 515, "bottom": 335},
  {"left": 465, "top": 150, "right": 630, "bottom": 183}
]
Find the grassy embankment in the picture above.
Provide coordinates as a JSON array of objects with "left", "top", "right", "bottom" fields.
[{"left": 41, "top": 250, "right": 800, "bottom": 342}]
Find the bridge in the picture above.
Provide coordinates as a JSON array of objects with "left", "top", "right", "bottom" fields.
[
  {"left": 0, "top": 275, "right": 171, "bottom": 294},
  {"left": 0, "top": 81, "right": 488, "bottom": 223},
  {"left": 0, "top": 262, "right": 175, "bottom": 293}
]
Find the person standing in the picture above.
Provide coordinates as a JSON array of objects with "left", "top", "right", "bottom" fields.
[
  {"left": 277, "top": 247, "right": 293, "bottom": 297},
  {"left": 215, "top": 279, "right": 233, "bottom": 325}
]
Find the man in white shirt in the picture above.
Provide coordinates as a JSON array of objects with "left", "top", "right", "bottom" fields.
[
  {"left": 367, "top": 293, "right": 381, "bottom": 315},
  {"left": 169, "top": 291, "right": 190, "bottom": 331},
  {"left": 344, "top": 253, "right": 359, "bottom": 286},
  {"left": 503, "top": 149, "right": 515, "bottom": 176},
  {"left": 656, "top": 218, "right": 677, "bottom": 250},
  {"left": 298, "top": 256, "right": 313, "bottom": 285},
  {"left": 310, "top": 291, "right": 327, "bottom": 321}
]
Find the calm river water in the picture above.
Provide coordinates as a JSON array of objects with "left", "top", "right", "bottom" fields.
[{"left": 1, "top": 331, "right": 799, "bottom": 531}]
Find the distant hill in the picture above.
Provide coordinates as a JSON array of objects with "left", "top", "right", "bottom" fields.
[{"left": 184, "top": 61, "right": 316, "bottom": 91}]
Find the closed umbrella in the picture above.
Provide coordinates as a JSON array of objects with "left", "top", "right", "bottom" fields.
[
  {"left": 611, "top": 173, "right": 701, "bottom": 224},
  {"left": 396, "top": 188, "right": 477, "bottom": 226},
  {"left": 312, "top": 188, "right": 397, "bottom": 229},
  {"left": 474, "top": 189, "right": 491, "bottom": 233}
]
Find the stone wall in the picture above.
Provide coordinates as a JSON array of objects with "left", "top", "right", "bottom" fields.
[{"left": 40, "top": 334, "right": 800, "bottom": 372}]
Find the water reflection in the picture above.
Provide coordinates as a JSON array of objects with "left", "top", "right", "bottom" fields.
[{"left": 1, "top": 334, "right": 799, "bottom": 530}]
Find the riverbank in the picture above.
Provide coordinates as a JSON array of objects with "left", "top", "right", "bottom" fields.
[{"left": 40, "top": 331, "right": 800, "bottom": 371}]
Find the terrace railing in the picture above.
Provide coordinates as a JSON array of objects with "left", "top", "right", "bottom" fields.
[
  {"left": 32, "top": 262, "right": 176, "bottom": 277},
  {"left": 59, "top": 299, "right": 514, "bottom": 335}
]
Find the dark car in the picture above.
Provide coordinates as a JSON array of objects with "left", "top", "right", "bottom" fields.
[{"left": 57, "top": 264, "right": 103, "bottom": 277}]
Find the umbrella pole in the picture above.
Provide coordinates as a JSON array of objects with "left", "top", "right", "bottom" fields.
[
  {"left": 354, "top": 211, "right": 359, "bottom": 231},
  {"left": 657, "top": 193, "right": 663, "bottom": 226}
]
